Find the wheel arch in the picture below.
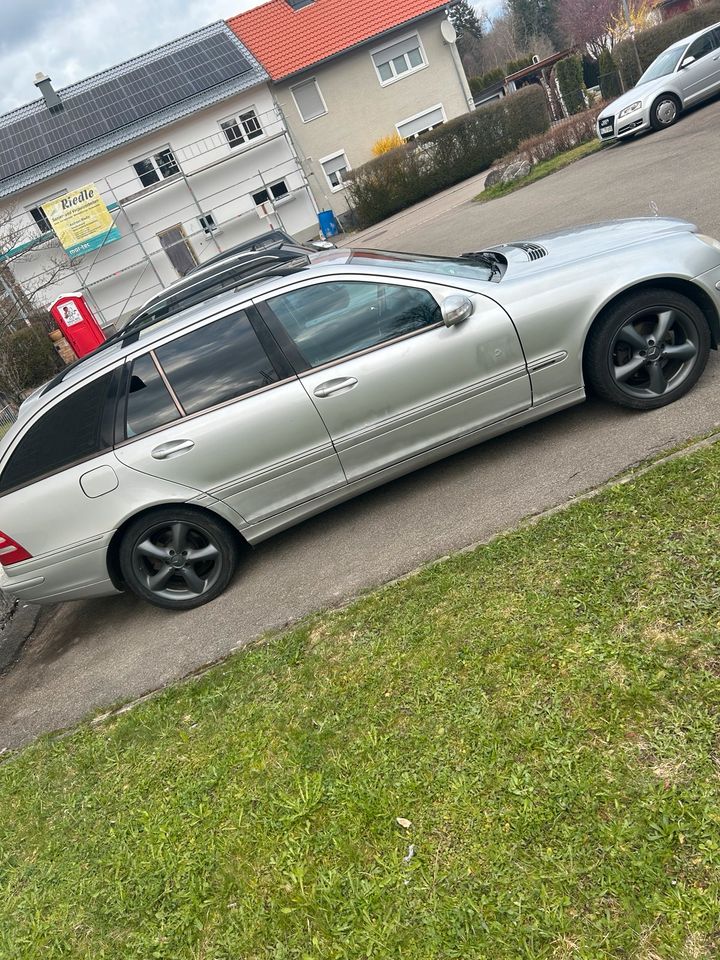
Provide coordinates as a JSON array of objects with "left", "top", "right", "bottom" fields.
[
  {"left": 583, "top": 278, "right": 720, "bottom": 370},
  {"left": 651, "top": 89, "right": 683, "bottom": 113},
  {"left": 106, "top": 502, "right": 249, "bottom": 591}
]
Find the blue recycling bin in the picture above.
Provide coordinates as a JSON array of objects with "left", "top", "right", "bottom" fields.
[{"left": 318, "top": 209, "right": 340, "bottom": 239}]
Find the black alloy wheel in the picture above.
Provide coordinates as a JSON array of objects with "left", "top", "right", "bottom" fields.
[
  {"left": 119, "top": 507, "right": 238, "bottom": 610},
  {"left": 585, "top": 289, "right": 710, "bottom": 410}
]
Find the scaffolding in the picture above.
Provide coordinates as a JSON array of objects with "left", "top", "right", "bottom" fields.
[{"left": 1, "top": 102, "right": 319, "bottom": 327}]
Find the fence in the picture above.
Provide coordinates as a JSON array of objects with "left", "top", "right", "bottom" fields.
[{"left": 0, "top": 404, "right": 17, "bottom": 438}]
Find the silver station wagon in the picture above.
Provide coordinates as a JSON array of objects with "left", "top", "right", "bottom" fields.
[{"left": 2, "top": 218, "right": 720, "bottom": 610}]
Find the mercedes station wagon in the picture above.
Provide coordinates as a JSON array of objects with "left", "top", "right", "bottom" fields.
[{"left": 2, "top": 219, "right": 720, "bottom": 610}]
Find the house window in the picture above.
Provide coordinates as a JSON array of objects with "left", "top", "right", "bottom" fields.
[
  {"left": 397, "top": 105, "right": 445, "bottom": 142},
  {"left": 290, "top": 78, "right": 327, "bottom": 122},
  {"left": 133, "top": 148, "right": 179, "bottom": 188},
  {"left": 220, "top": 109, "right": 264, "bottom": 148},
  {"left": 320, "top": 152, "right": 350, "bottom": 191},
  {"left": 372, "top": 34, "right": 426, "bottom": 85},
  {"left": 252, "top": 180, "right": 290, "bottom": 207},
  {"left": 199, "top": 212, "right": 218, "bottom": 235},
  {"left": 29, "top": 206, "right": 52, "bottom": 234}
]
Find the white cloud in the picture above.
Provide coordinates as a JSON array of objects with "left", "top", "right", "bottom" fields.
[{"left": 0, "top": 0, "right": 265, "bottom": 113}]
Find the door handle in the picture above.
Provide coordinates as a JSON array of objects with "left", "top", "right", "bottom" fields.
[
  {"left": 151, "top": 439, "right": 195, "bottom": 460},
  {"left": 313, "top": 377, "right": 358, "bottom": 398}
]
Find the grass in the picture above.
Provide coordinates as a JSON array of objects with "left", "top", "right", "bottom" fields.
[
  {"left": 477, "top": 140, "right": 605, "bottom": 203},
  {"left": 1, "top": 442, "right": 720, "bottom": 959}
]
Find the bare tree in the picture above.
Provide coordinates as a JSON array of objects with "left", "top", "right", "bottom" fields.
[
  {"left": 0, "top": 204, "right": 73, "bottom": 335},
  {"left": 0, "top": 205, "right": 72, "bottom": 403}
]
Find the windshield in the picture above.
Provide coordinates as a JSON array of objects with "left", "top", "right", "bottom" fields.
[
  {"left": 637, "top": 45, "right": 684, "bottom": 84},
  {"left": 350, "top": 250, "right": 495, "bottom": 282}
]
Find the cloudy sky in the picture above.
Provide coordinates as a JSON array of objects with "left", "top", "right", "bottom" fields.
[{"left": 0, "top": 0, "right": 501, "bottom": 114}]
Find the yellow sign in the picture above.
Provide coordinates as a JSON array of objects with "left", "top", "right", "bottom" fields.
[{"left": 42, "top": 183, "right": 120, "bottom": 258}]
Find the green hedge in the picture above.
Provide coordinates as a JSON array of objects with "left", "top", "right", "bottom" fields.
[
  {"left": 346, "top": 86, "right": 550, "bottom": 228},
  {"left": 0, "top": 327, "right": 60, "bottom": 403},
  {"left": 615, "top": 0, "right": 720, "bottom": 87},
  {"left": 598, "top": 49, "right": 622, "bottom": 100},
  {"left": 556, "top": 55, "right": 586, "bottom": 115},
  {"left": 469, "top": 67, "right": 505, "bottom": 95}
]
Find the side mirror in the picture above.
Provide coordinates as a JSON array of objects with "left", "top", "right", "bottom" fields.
[
  {"left": 680, "top": 55, "right": 696, "bottom": 68},
  {"left": 442, "top": 294, "right": 474, "bottom": 327}
]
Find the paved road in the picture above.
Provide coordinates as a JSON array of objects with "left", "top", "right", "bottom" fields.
[{"left": 3, "top": 101, "right": 720, "bottom": 750}]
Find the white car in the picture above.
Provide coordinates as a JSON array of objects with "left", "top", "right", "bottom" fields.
[{"left": 597, "top": 21, "right": 720, "bottom": 141}]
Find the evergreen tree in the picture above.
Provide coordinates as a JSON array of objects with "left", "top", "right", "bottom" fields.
[
  {"left": 449, "top": 0, "right": 484, "bottom": 42},
  {"left": 508, "top": 0, "right": 561, "bottom": 50}
]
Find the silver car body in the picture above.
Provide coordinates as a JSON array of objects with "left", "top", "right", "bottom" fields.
[
  {"left": 2, "top": 218, "right": 720, "bottom": 605},
  {"left": 597, "top": 21, "right": 720, "bottom": 141}
]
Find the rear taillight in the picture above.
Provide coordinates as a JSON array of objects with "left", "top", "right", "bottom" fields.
[{"left": 0, "top": 531, "right": 32, "bottom": 566}]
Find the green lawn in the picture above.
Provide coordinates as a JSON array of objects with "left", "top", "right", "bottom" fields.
[
  {"left": 1, "top": 441, "right": 720, "bottom": 959},
  {"left": 477, "top": 140, "right": 605, "bottom": 203}
]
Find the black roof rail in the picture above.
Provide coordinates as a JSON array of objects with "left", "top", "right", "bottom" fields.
[{"left": 41, "top": 250, "right": 308, "bottom": 395}]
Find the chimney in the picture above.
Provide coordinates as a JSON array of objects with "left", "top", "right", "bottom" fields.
[{"left": 34, "top": 72, "right": 63, "bottom": 112}]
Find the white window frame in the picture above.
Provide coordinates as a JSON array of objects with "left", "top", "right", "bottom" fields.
[
  {"left": 218, "top": 106, "right": 265, "bottom": 150},
  {"left": 198, "top": 212, "right": 219, "bottom": 236},
  {"left": 371, "top": 32, "right": 427, "bottom": 87},
  {"left": 395, "top": 103, "right": 446, "bottom": 142},
  {"left": 290, "top": 77, "right": 328, "bottom": 123},
  {"left": 319, "top": 150, "right": 351, "bottom": 192},
  {"left": 131, "top": 145, "right": 180, "bottom": 188},
  {"left": 252, "top": 179, "right": 293, "bottom": 210}
]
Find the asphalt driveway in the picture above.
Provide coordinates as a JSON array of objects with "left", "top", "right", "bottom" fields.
[{"left": 3, "top": 99, "right": 720, "bottom": 751}]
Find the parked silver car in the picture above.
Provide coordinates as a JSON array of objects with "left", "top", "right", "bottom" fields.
[
  {"left": 2, "top": 219, "right": 720, "bottom": 610},
  {"left": 597, "top": 21, "right": 720, "bottom": 141}
]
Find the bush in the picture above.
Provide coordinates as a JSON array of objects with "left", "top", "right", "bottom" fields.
[
  {"left": 0, "top": 327, "right": 60, "bottom": 403},
  {"left": 372, "top": 132, "right": 405, "bottom": 156},
  {"left": 469, "top": 67, "right": 505, "bottom": 95},
  {"left": 598, "top": 49, "right": 622, "bottom": 100},
  {"left": 346, "top": 86, "right": 550, "bottom": 227},
  {"left": 614, "top": 0, "right": 720, "bottom": 87},
  {"left": 556, "top": 55, "right": 587, "bottom": 115},
  {"left": 506, "top": 55, "right": 535, "bottom": 75},
  {"left": 495, "top": 102, "right": 605, "bottom": 169}
]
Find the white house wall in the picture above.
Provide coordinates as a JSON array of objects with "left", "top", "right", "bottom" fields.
[
  {"left": 4, "top": 83, "right": 318, "bottom": 327},
  {"left": 274, "top": 12, "right": 473, "bottom": 218}
]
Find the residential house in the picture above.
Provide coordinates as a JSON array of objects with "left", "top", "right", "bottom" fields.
[
  {"left": 228, "top": 0, "right": 474, "bottom": 223},
  {"left": 0, "top": 23, "right": 319, "bottom": 329}
]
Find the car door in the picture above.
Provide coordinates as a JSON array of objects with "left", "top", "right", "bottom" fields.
[
  {"left": 678, "top": 29, "right": 720, "bottom": 102},
  {"left": 113, "top": 306, "right": 346, "bottom": 523},
  {"left": 257, "top": 276, "right": 531, "bottom": 482}
]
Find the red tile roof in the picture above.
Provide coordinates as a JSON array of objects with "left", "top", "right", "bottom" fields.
[{"left": 227, "top": 0, "right": 447, "bottom": 81}]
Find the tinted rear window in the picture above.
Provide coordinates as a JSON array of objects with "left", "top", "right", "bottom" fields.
[
  {"left": 0, "top": 373, "right": 114, "bottom": 493},
  {"left": 155, "top": 311, "right": 280, "bottom": 415}
]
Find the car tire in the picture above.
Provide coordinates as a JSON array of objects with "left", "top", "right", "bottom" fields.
[
  {"left": 649, "top": 94, "right": 681, "bottom": 131},
  {"left": 119, "top": 506, "right": 239, "bottom": 610},
  {"left": 584, "top": 288, "right": 710, "bottom": 411}
]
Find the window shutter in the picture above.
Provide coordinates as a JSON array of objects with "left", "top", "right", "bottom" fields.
[
  {"left": 322, "top": 154, "right": 348, "bottom": 176},
  {"left": 372, "top": 35, "right": 421, "bottom": 68},
  {"left": 398, "top": 107, "right": 444, "bottom": 140},
  {"left": 292, "top": 80, "right": 325, "bottom": 121}
]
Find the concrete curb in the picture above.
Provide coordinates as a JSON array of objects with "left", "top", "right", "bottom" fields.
[{"left": 0, "top": 601, "right": 42, "bottom": 674}]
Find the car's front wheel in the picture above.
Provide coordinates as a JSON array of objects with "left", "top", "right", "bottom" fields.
[
  {"left": 584, "top": 288, "right": 710, "bottom": 410},
  {"left": 650, "top": 94, "right": 681, "bottom": 131},
  {"left": 119, "top": 507, "right": 239, "bottom": 610}
]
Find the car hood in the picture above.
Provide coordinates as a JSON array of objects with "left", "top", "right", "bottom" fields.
[
  {"left": 598, "top": 76, "right": 673, "bottom": 117},
  {"left": 486, "top": 217, "right": 696, "bottom": 272}
]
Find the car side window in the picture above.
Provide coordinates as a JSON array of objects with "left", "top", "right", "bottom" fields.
[
  {"left": 154, "top": 310, "right": 280, "bottom": 415},
  {"left": 267, "top": 280, "right": 442, "bottom": 368},
  {"left": 125, "top": 354, "right": 181, "bottom": 439},
  {"left": 0, "top": 372, "right": 115, "bottom": 493},
  {"left": 686, "top": 32, "right": 716, "bottom": 61}
]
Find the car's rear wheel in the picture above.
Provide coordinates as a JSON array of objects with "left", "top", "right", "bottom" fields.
[
  {"left": 119, "top": 507, "right": 238, "bottom": 610},
  {"left": 584, "top": 289, "right": 710, "bottom": 410},
  {"left": 650, "top": 94, "right": 681, "bottom": 131}
]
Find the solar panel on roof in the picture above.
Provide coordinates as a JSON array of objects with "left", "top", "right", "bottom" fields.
[{"left": 0, "top": 32, "right": 251, "bottom": 184}]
